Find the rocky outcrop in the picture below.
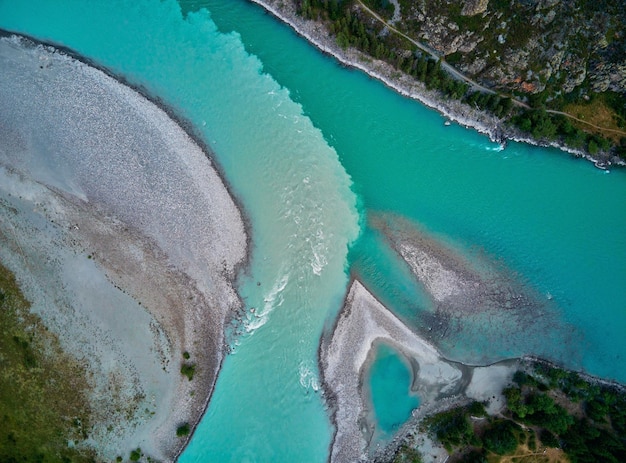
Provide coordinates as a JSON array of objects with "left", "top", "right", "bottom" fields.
[
  {"left": 591, "top": 61, "right": 626, "bottom": 93},
  {"left": 383, "top": 0, "right": 625, "bottom": 97},
  {"left": 461, "top": 0, "right": 489, "bottom": 16}
]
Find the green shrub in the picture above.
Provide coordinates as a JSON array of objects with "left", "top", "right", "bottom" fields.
[
  {"left": 513, "top": 371, "right": 537, "bottom": 387},
  {"left": 130, "top": 448, "right": 142, "bottom": 461},
  {"left": 586, "top": 398, "right": 609, "bottom": 422},
  {"left": 561, "top": 419, "right": 626, "bottom": 462},
  {"left": 463, "top": 450, "right": 487, "bottom": 463},
  {"left": 176, "top": 423, "right": 191, "bottom": 437},
  {"left": 468, "top": 401, "right": 487, "bottom": 417},
  {"left": 426, "top": 408, "right": 474, "bottom": 451},
  {"left": 540, "top": 429, "right": 559, "bottom": 448},
  {"left": 181, "top": 363, "right": 196, "bottom": 381},
  {"left": 483, "top": 420, "right": 520, "bottom": 455},
  {"left": 392, "top": 444, "right": 422, "bottom": 462}
]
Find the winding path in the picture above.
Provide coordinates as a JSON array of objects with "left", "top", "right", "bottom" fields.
[{"left": 545, "top": 109, "right": 626, "bottom": 136}]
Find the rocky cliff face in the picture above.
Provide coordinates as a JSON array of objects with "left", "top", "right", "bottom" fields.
[{"left": 393, "top": 0, "right": 625, "bottom": 98}]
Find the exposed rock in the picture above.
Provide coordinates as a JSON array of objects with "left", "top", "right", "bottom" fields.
[
  {"left": 460, "top": 57, "right": 487, "bottom": 75},
  {"left": 561, "top": 55, "right": 587, "bottom": 93},
  {"left": 590, "top": 61, "right": 626, "bottom": 93},
  {"left": 388, "top": 0, "right": 402, "bottom": 24},
  {"left": 537, "top": 0, "right": 561, "bottom": 9},
  {"left": 418, "top": 21, "right": 482, "bottom": 55},
  {"left": 461, "top": 0, "right": 489, "bottom": 16},
  {"left": 533, "top": 8, "right": 556, "bottom": 26},
  {"left": 363, "top": 0, "right": 623, "bottom": 97}
]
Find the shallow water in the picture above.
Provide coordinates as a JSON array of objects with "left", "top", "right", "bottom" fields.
[
  {"left": 367, "top": 343, "right": 420, "bottom": 438},
  {"left": 1, "top": 0, "right": 625, "bottom": 461}
]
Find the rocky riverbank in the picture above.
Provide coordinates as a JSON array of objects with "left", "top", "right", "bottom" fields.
[{"left": 249, "top": 0, "right": 624, "bottom": 167}]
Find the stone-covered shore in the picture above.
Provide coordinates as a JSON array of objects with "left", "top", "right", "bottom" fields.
[{"left": 0, "top": 34, "right": 248, "bottom": 462}]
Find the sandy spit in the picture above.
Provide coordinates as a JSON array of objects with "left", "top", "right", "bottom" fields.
[
  {"left": 369, "top": 212, "right": 576, "bottom": 367},
  {"left": 248, "top": 0, "right": 623, "bottom": 168},
  {"left": 319, "top": 279, "right": 519, "bottom": 463},
  {"left": 0, "top": 34, "right": 248, "bottom": 461}
]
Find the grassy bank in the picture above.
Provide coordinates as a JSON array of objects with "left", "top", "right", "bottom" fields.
[{"left": 0, "top": 260, "right": 97, "bottom": 463}]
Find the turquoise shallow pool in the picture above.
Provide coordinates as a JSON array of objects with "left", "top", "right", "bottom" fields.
[
  {"left": 1, "top": 0, "right": 625, "bottom": 461},
  {"left": 368, "top": 343, "right": 420, "bottom": 437}
]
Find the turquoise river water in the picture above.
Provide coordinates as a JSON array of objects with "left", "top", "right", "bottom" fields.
[{"left": 1, "top": 0, "right": 625, "bottom": 461}]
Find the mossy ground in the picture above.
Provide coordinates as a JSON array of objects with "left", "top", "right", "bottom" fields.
[
  {"left": 564, "top": 98, "right": 626, "bottom": 144},
  {"left": 0, "top": 260, "right": 96, "bottom": 463}
]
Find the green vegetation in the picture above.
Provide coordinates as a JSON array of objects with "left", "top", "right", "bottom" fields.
[
  {"left": 176, "top": 423, "right": 191, "bottom": 437},
  {"left": 363, "top": 0, "right": 394, "bottom": 20},
  {"left": 564, "top": 92, "right": 626, "bottom": 146},
  {"left": 506, "top": 389, "right": 574, "bottom": 434},
  {"left": 424, "top": 405, "right": 478, "bottom": 452},
  {"left": 181, "top": 363, "right": 196, "bottom": 381},
  {"left": 482, "top": 420, "right": 520, "bottom": 455},
  {"left": 391, "top": 362, "right": 626, "bottom": 462},
  {"left": 183, "top": 351, "right": 190, "bottom": 360},
  {"left": 129, "top": 448, "right": 142, "bottom": 461},
  {"left": 0, "top": 261, "right": 98, "bottom": 463},
  {"left": 295, "top": 0, "right": 626, "bottom": 159},
  {"left": 392, "top": 444, "right": 422, "bottom": 463}
]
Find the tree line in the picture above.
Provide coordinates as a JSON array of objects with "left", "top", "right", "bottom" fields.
[{"left": 398, "top": 365, "right": 626, "bottom": 463}]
